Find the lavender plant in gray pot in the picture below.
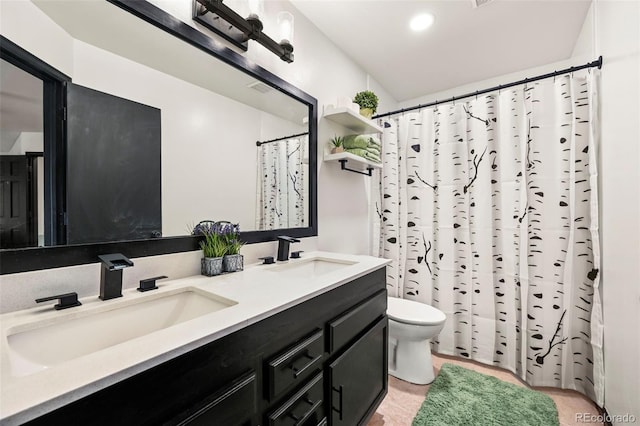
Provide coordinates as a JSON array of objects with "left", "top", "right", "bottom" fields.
[{"left": 193, "top": 221, "right": 227, "bottom": 276}]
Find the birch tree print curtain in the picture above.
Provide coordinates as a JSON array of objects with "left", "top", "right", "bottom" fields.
[
  {"left": 256, "top": 136, "right": 307, "bottom": 230},
  {"left": 378, "top": 73, "right": 604, "bottom": 404}
]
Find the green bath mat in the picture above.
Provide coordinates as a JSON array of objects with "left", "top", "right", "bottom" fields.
[{"left": 412, "top": 363, "right": 559, "bottom": 426}]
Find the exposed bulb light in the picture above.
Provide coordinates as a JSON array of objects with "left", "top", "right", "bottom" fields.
[
  {"left": 193, "top": 0, "right": 294, "bottom": 62},
  {"left": 409, "top": 13, "right": 434, "bottom": 32},
  {"left": 247, "top": 0, "right": 263, "bottom": 19},
  {"left": 277, "top": 11, "right": 294, "bottom": 45}
]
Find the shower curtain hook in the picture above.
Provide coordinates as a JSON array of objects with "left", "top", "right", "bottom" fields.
[
  {"left": 475, "top": 90, "right": 478, "bottom": 100},
  {"left": 452, "top": 96, "right": 455, "bottom": 106},
  {"left": 554, "top": 72, "right": 557, "bottom": 82}
]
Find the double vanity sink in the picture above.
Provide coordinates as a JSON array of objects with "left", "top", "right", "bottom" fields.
[{"left": 0, "top": 252, "right": 386, "bottom": 425}]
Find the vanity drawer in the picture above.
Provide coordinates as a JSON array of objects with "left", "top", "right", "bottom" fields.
[
  {"left": 267, "top": 329, "right": 324, "bottom": 400},
  {"left": 327, "top": 289, "right": 386, "bottom": 354},
  {"left": 266, "top": 373, "right": 324, "bottom": 426},
  {"left": 171, "top": 371, "right": 257, "bottom": 426}
]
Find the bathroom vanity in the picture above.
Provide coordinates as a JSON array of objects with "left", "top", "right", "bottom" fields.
[{"left": 0, "top": 253, "right": 389, "bottom": 426}]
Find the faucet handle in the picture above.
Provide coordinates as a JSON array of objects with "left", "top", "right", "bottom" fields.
[
  {"left": 138, "top": 276, "right": 168, "bottom": 292},
  {"left": 291, "top": 250, "right": 304, "bottom": 259},
  {"left": 36, "top": 292, "right": 82, "bottom": 310},
  {"left": 259, "top": 256, "right": 275, "bottom": 265}
]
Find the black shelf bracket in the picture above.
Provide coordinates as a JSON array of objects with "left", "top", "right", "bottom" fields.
[{"left": 338, "top": 159, "right": 374, "bottom": 177}]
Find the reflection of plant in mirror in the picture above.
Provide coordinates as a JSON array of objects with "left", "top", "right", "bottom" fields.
[
  {"left": 222, "top": 223, "right": 245, "bottom": 255},
  {"left": 353, "top": 90, "right": 379, "bottom": 114}
]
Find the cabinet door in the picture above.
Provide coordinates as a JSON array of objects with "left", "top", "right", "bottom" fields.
[
  {"left": 328, "top": 317, "right": 387, "bottom": 426},
  {"left": 171, "top": 371, "right": 257, "bottom": 426}
]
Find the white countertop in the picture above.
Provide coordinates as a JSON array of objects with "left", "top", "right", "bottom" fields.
[{"left": 0, "top": 251, "right": 389, "bottom": 425}]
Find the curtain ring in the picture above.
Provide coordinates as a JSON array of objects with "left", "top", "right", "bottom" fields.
[
  {"left": 452, "top": 96, "right": 455, "bottom": 106},
  {"left": 553, "top": 72, "right": 557, "bottom": 82},
  {"left": 475, "top": 91, "right": 478, "bottom": 100}
]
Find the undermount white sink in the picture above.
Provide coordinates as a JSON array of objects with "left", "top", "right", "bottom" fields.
[
  {"left": 6, "top": 288, "right": 236, "bottom": 377},
  {"left": 267, "top": 257, "right": 356, "bottom": 278}
]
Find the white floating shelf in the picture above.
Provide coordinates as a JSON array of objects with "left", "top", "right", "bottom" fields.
[
  {"left": 324, "top": 151, "right": 382, "bottom": 176},
  {"left": 323, "top": 106, "right": 383, "bottom": 134}
]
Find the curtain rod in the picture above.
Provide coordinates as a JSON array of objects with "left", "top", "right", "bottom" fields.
[
  {"left": 256, "top": 132, "right": 309, "bottom": 146},
  {"left": 373, "top": 56, "right": 603, "bottom": 120}
]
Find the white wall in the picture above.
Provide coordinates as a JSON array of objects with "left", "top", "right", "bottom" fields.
[
  {"left": 0, "top": 132, "right": 42, "bottom": 155},
  {"left": 593, "top": 0, "right": 640, "bottom": 422},
  {"left": 0, "top": 0, "right": 397, "bottom": 313}
]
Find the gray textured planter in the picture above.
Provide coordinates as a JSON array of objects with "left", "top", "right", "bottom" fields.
[
  {"left": 201, "top": 257, "right": 223, "bottom": 276},
  {"left": 223, "top": 254, "right": 244, "bottom": 272}
]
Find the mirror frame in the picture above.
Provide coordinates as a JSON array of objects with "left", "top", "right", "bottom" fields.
[{"left": 0, "top": 0, "right": 318, "bottom": 275}]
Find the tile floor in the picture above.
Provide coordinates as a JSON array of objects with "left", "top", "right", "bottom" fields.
[{"left": 368, "top": 353, "right": 604, "bottom": 426}]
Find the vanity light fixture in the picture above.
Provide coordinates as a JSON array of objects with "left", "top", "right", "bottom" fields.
[
  {"left": 409, "top": 13, "right": 435, "bottom": 32},
  {"left": 193, "top": 0, "right": 294, "bottom": 62}
]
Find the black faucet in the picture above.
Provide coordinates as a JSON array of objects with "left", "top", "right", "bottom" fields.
[
  {"left": 276, "top": 236, "right": 300, "bottom": 261},
  {"left": 98, "top": 253, "right": 134, "bottom": 300}
]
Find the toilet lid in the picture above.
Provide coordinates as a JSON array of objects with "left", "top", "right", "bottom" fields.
[{"left": 387, "top": 297, "right": 446, "bottom": 326}]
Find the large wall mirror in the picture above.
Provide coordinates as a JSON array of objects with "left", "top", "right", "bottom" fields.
[{"left": 0, "top": 0, "right": 317, "bottom": 274}]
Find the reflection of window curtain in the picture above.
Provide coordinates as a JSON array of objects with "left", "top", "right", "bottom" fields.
[
  {"left": 256, "top": 136, "right": 307, "bottom": 230},
  {"left": 378, "top": 73, "right": 604, "bottom": 406}
]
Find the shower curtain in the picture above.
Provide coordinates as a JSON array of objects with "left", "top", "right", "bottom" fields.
[
  {"left": 377, "top": 72, "right": 604, "bottom": 404},
  {"left": 256, "top": 136, "right": 307, "bottom": 230}
]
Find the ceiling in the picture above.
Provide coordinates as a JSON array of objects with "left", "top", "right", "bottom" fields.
[{"left": 291, "top": 0, "right": 592, "bottom": 102}]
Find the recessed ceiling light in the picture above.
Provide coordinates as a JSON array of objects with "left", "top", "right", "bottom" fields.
[{"left": 410, "top": 13, "right": 434, "bottom": 32}]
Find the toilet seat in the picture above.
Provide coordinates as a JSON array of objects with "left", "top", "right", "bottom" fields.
[{"left": 387, "top": 297, "right": 446, "bottom": 326}]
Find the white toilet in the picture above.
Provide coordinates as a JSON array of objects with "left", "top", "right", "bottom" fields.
[{"left": 387, "top": 297, "right": 446, "bottom": 384}]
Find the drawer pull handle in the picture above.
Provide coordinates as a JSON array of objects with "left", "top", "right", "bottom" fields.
[
  {"left": 288, "top": 413, "right": 300, "bottom": 421},
  {"left": 290, "top": 353, "right": 322, "bottom": 378},
  {"left": 331, "top": 385, "right": 344, "bottom": 421},
  {"left": 289, "top": 397, "right": 322, "bottom": 426}
]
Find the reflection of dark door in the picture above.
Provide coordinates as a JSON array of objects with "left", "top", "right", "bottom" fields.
[
  {"left": 65, "top": 83, "right": 162, "bottom": 244},
  {"left": 0, "top": 155, "right": 36, "bottom": 248}
]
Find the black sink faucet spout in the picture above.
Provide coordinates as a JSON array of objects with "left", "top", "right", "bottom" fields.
[
  {"left": 98, "top": 253, "right": 134, "bottom": 300},
  {"left": 276, "top": 236, "right": 300, "bottom": 261}
]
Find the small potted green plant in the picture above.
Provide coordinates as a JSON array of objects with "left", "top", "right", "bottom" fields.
[
  {"left": 353, "top": 90, "right": 379, "bottom": 119},
  {"left": 330, "top": 135, "right": 345, "bottom": 154},
  {"left": 220, "top": 222, "right": 245, "bottom": 272},
  {"left": 193, "top": 221, "right": 227, "bottom": 276}
]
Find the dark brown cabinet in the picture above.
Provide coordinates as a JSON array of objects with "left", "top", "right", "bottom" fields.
[{"left": 24, "top": 267, "right": 387, "bottom": 426}]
